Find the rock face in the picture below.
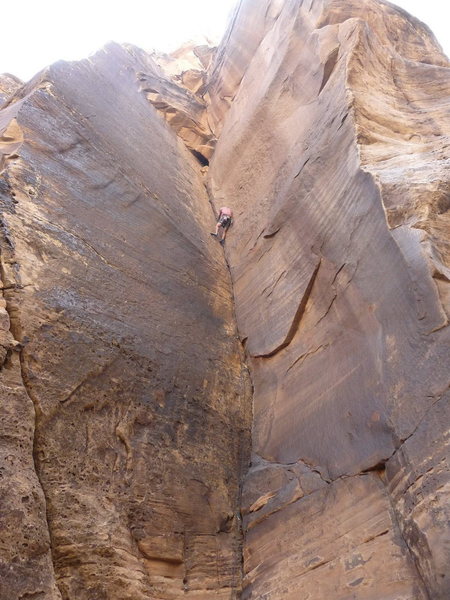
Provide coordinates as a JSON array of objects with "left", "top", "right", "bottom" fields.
[
  {"left": 1, "top": 1, "right": 449, "bottom": 600},
  {"left": 0, "top": 74, "right": 22, "bottom": 107},
  {"left": 0, "top": 43, "right": 251, "bottom": 599},
  {"left": 143, "top": 41, "right": 217, "bottom": 163},
  {"left": 206, "top": 0, "right": 450, "bottom": 598}
]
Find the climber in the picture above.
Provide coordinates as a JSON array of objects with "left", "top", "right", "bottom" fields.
[{"left": 211, "top": 206, "right": 233, "bottom": 245}]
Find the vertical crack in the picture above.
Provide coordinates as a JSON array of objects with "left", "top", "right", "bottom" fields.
[
  {"left": 0, "top": 230, "right": 63, "bottom": 599},
  {"left": 377, "top": 473, "right": 432, "bottom": 600},
  {"left": 204, "top": 181, "right": 254, "bottom": 600}
]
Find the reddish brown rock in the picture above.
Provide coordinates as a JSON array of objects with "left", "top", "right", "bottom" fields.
[
  {"left": 243, "top": 474, "right": 428, "bottom": 599},
  {"left": 0, "top": 42, "right": 251, "bottom": 599},
  {"left": 206, "top": 0, "right": 286, "bottom": 137},
  {"left": 1, "top": 1, "right": 449, "bottom": 599},
  {"left": 207, "top": 0, "right": 450, "bottom": 598},
  {"left": 386, "top": 391, "right": 450, "bottom": 598}
]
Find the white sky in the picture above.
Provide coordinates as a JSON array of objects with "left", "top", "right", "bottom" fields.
[{"left": 1, "top": 0, "right": 449, "bottom": 82}]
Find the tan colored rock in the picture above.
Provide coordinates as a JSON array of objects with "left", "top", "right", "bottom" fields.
[
  {"left": 143, "top": 40, "right": 218, "bottom": 162},
  {"left": 206, "top": 0, "right": 286, "bottom": 137},
  {"left": 386, "top": 391, "right": 450, "bottom": 598},
  {"left": 155, "top": 38, "right": 215, "bottom": 80},
  {"left": 243, "top": 474, "right": 428, "bottom": 599},
  {"left": 0, "top": 73, "right": 22, "bottom": 107},
  {"left": 0, "top": 42, "right": 251, "bottom": 599},
  {"left": 0, "top": 363, "right": 63, "bottom": 600},
  {"left": 0, "top": 111, "right": 23, "bottom": 172},
  {"left": 207, "top": 0, "right": 450, "bottom": 598},
  {"left": 1, "top": 1, "right": 449, "bottom": 598}
]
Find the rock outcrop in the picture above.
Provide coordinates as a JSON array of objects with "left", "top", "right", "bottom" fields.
[
  {"left": 0, "top": 43, "right": 251, "bottom": 599},
  {"left": 207, "top": 1, "right": 450, "bottom": 598},
  {"left": 1, "top": 1, "right": 449, "bottom": 600},
  {"left": 142, "top": 41, "right": 217, "bottom": 163},
  {"left": 0, "top": 74, "right": 22, "bottom": 107}
]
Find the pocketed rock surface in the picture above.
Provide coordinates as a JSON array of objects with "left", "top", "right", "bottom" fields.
[
  {"left": 0, "top": 43, "right": 251, "bottom": 599},
  {"left": 1, "top": 1, "right": 449, "bottom": 599}
]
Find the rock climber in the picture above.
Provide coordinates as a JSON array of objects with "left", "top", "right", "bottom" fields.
[{"left": 211, "top": 206, "right": 233, "bottom": 245}]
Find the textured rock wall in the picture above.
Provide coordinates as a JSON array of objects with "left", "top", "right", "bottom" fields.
[
  {"left": 1, "top": 1, "right": 449, "bottom": 599},
  {"left": 0, "top": 74, "right": 22, "bottom": 107},
  {"left": 143, "top": 42, "right": 217, "bottom": 163},
  {"left": 0, "top": 43, "right": 251, "bottom": 599},
  {"left": 207, "top": 0, "right": 450, "bottom": 598}
]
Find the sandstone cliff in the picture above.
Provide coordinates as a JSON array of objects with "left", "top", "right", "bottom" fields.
[
  {"left": 0, "top": 43, "right": 251, "bottom": 599},
  {"left": 207, "top": 1, "right": 450, "bottom": 598},
  {"left": 1, "top": 1, "right": 449, "bottom": 599}
]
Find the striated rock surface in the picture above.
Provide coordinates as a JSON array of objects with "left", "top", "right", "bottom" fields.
[
  {"left": 1, "top": 1, "right": 449, "bottom": 599},
  {"left": 207, "top": 0, "right": 450, "bottom": 598},
  {"left": 142, "top": 41, "right": 217, "bottom": 163},
  {"left": 0, "top": 42, "right": 251, "bottom": 599},
  {"left": 0, "top": 74, "right": 22, "bottom": 107}
]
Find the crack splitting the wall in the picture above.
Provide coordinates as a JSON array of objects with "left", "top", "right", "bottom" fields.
[
  {"left": 377, "top": 473, "right": 432, "bottom": 600},
  {"left": 339, "top": 22, "right": 445, "bottom": 599},
  {"left": 242, "top": 466, "right": 430, "bottom": 598},
  {"left": 243, "top": 469, "right": 431, "bottom": 585},
  {"left": 252, "top": 257, "right": 322, "bottom": 359},
  {"left": 203, "top": 11, "right": 445, "bottom": 597},
  {"left": 0, "top": 189, "right": 64, "bottom": 600},
  {"left": 204, "top": 179, "right": 254, "bottom": 599}
]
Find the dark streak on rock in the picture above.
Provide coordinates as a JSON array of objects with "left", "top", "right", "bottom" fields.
[
  {"left": 319, "top": 47, "right": 340, "bottom": 95},
  {"left": 253, "top": 258, "right": 322, "bottom": 358}
]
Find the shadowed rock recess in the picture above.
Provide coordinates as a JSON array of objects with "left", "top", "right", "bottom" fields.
[{"left": 0, "top": 1, "right": 449, "bottom": 599}]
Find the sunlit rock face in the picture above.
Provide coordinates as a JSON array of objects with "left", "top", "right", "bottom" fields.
[
  {"left": 0, "top": 42, "right": 251, "bottom": 599},
  {"left": 0, "top": 73, "right": 22, "bottom": 107},
  {"left": 207, "top": 0, "right": 450, "bottom": 598},
  {"left": 141, "top": 40, "right": 217, "bottom": 163},
  {"left": 0, "top": 1, "right": 449, "bottom": 599}
]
